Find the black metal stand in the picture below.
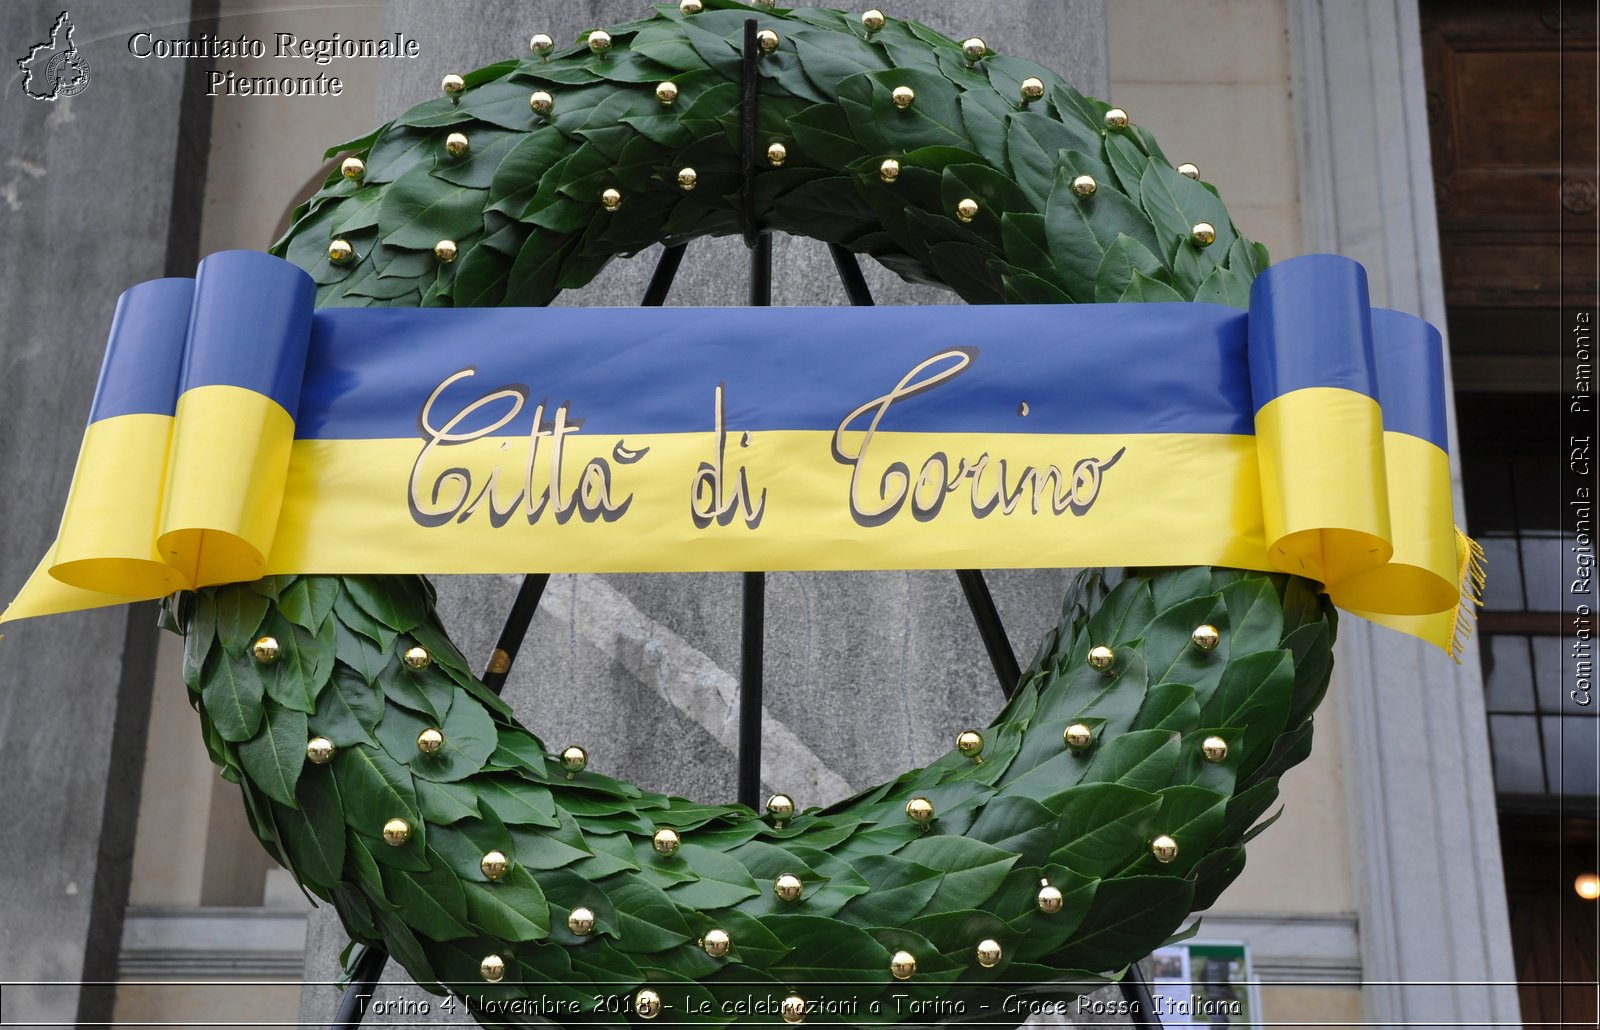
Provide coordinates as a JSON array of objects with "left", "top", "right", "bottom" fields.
[
  {"left": 1119, "top": 961, "right": 1165, "bottom": 1028},
  {"left": 327, "top": 19, "right": 1160, "bottom": 1027}
]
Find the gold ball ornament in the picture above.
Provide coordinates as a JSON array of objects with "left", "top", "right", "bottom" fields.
[
  {"left": 441, "top": 73, "right": 466, "bottom": 98},
  {"left": 1177, "top": 161, "right": 1201, "bottom": 180},
  {"left": 1201, "top": 735, "right": 1229, "bottom": 763},
  {"left": 480, "top": 850, "right": 509, "bottom": 881},
  {"left": 560, "top": 744, "right": 588, "bottom": 778},
  {"left": 652, "top": 827, "right": 681, "bottom": 856},
  {"left": 905, "top": 796, "right": 935, "bottom": 827},
  {"left": 1104, "top": 107, "right": 1129, "bottom": 131},
  {"left": 529, "top": 90, "right": 554, "bottom": 115},
  {"left": 1087, "top": 644, "right": 1115, "bottom": 672},
  {"left": 479, "top": 954, "right": 506, "bottom": 983},
  {"left": 879, "top": 158, "right": 901, "bottom": 183},
  {"left": 587, "top": 30, "right": 612, "bottom": 55},
  {"left": 1020, "top": 77, "right": 1046, "bottom": 102},
  {"left": 251, "top": 636, "right": 281, "bottom": 663},
  {"left": 766, "top": 793, "right": 795, "bottom": 825},
  {"left": 1072, "top": 174, "right": 1097, "bottom": 198},
  {"left": 677, "top": 167, "right": 698, "bottom": 191},
  {"left": 976, "top": 939, "right": 1003, "bottom": 968},
  {"left": 1151, "top": 835, "right": 1179, "bottom": 863},
  {"left": 530, "top": 32, "right": 555, "bottom": 55},
  {"left": 433, "top": 240, "right": 458, "bottom": 264},
  {"left": 781, "top": 996, "right": 807, "bottom": 1024},
  {"left": 892, "top": 85, "right": 916, "bottom": 109},
  {"left": 655, "top": 81, "right": 679, "bottom": 105},
  {"left": 635, "top": 989, "right": 663, "bottom": 1020},
  {"left": 862, "top": 9, "right": 886, "bottom": 32},
  {"left": 701, "top": 928, "right": 731, "bottom": 958},
  {"left": 403, "top": 645, "right": 432, "bottom": 670},
  {"left": 1191, "top": 222, "right": 1217, "bottom": 247},
  {"left": 774, "top": 873, "right": 804, "bottom": 902},
  {"left": 1037, "top": 880, "right": 1064, "bottom": 914},
  {"left": 956, "top": 198, "right": 980, "bottom": 223},
  {"left": 416, "top": 727, "right": 445, "bottom": 754},
  {"left": 1191, "top": 624, "right": 1221, "bottom": 651},
  {"left": 890, "top": 950, "right": 917, "bottom": 980},
  {"left": 305, "top": 737, "right": 336, "bottom": 765},
  {"left": 567, "top": 906, "right": 596, "bottom": 935},
  {"left": 767, "top": 142, "right": 788, "bottom": 167},
  {"left": 1064, "top": 722, "right": 1094, "bottom": 752},
  {"left": 756, "top": 29, "right": 780, "bottom": 53},
  {"left": 382, "top": 818, "right": 412, "bottom": 847},
  {"left": 444, "top": 132, "right": 470, "bottom": 157},
  {"left": 327, "top": 239, "right": 354, "bottom": 265},
  {"left": 963, "top": 37, "right": 988, "bottom": 60},
  {"left": 956, "top": 729, "right": 984, "bottom": 762},
  {"left": 339, "top": 156, "right": 365, "bottom": 181},
  {"left": 680, "top": 0, "right": 704, "bottom": 12},
  {"left": 601, "top": 188, "right": 623, "bottom": 212}
]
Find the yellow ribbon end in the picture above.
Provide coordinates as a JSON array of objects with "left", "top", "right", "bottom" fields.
[{"left": 1446, "top": 526, "right": 1487, "bottom": 663}]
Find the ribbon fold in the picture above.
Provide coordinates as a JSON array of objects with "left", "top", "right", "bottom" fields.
[{"left": 6, "top": 251, "right": 1477, "bottom": 654}]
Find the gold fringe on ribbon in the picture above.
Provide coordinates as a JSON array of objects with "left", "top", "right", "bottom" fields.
[{"left": 1447, "top": 525, "right": 1488, "bottom": 662}]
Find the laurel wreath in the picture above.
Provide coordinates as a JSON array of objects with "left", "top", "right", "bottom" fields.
[{"left": 181, "top": 3, "right": 1333, "bottom": 1025}]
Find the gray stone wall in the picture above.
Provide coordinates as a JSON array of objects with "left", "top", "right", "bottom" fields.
[
  {"left": 0, "top": 2, "right": 206, "bottom": 1024},
  {"left": 299, "top": 1, "right": 1113, "bottom": 1024}
]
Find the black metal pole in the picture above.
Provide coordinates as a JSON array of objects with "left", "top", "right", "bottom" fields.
[
  {"left": 736, "top": 17, "right": 769, "bottom": 812},
  {"left": 1118, "top": 961, "right": 1165, "bottom": 1029},
  {"left": 482, "top": 572, "right": 551, "bottom": 695},
  {"left": 827, "top": 247, "right": 1024, "bottom": 701},
  {"left": 329, "top": 943, "right": 389, "bottom": 1029},
  {"left": 828, "top": 244, "right": 875, "bottom": 307},
  {"left": 642, "top": 242, "right": 688, "bottom": 308},
  {"left": 956, "top": 569, "right": 1022, "bottom": 698}
]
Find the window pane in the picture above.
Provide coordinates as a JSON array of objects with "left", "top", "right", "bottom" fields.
[
  {"left": 1520, "top": 533, "right": 1565, "bottom": 612},
  {"left": 1479, "top": 537, "right": 1524, "bottom": 610},
  {"left": 1483, "top": 635, "right": 1536, "bottom": 713},
  {"left": 1543, "top": 716, "right": 1599, "bottom": 797},
  {"left": 1490, "top": 714, "right": 1547, "bottom": 794},
  {"left": 1532, "top": 635, "right": 1565, "bottom": 714}
]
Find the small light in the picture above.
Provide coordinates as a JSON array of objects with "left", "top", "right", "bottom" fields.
[{"left": 1577, "top": 873, "right": 1600, "bottom": 900}]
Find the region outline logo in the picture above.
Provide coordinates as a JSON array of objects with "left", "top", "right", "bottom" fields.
[{"left": 17, "top": 11, "right": 91, "bottom": 101}]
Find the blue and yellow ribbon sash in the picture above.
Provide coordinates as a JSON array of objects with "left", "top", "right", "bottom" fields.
[{"left": 5, "top": 250, "right": 1476, "bottom": 653}]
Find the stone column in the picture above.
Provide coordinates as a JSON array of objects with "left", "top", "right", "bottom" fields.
[
  {"left": 0, "top": 2, "right": 211, "bottom": 1025},
  {"left": 299, "top": 1, "right": 1110, "bottom": 1023},
  {"left": 1289, "top": 2, "right": 1522, "bottom": 1026}
]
